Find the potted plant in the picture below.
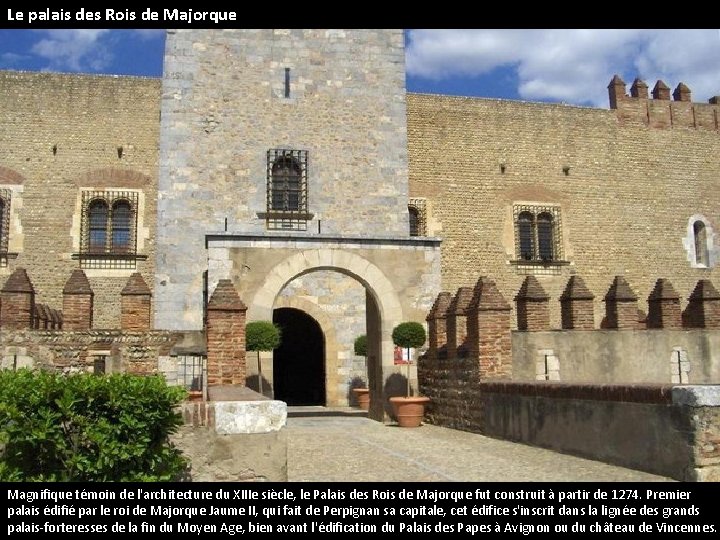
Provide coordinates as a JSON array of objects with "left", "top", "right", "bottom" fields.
[
  {"left": 389, "top": 322, "right": 430, "bottom": 427},
  {"left": 351, "top": 334, "right": 370, "bottom": 411},
  {"left": 245, "top": 321, "right": 281, "bottom": 398}
]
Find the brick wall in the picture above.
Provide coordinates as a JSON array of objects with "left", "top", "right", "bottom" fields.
[
  {"left": 407, "top": 90, "right": 719, "bottom": 330},
  {"left": 206, "top": 279, "right": 247, "bottom": 386},
  {"left": 0, "top": 71, "right": 160, "bottom": 328}
]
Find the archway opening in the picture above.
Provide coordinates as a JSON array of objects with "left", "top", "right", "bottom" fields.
[{"left": 272, "top": 307, "right": 326, "bottom": 406}]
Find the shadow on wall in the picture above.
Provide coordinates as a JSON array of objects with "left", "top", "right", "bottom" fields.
[
  {"left": 383, "top": 372, "right": 409, "bottom": 420},
  {"left": 245, "top": 375, "right": 274, "bottom": 400},
  {"left": 347, "top": 376, "right": 367, "bottom": 407}
]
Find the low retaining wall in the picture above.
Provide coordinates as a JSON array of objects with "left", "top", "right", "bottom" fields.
[
  {"left": 478, "top": 382, "right": 719, "bottom": 482},
  {"left": 176, "top": 387, "right": 288, "bottom": 481},
  {"left": 419, "top": 357, "right": 719, "bottom": 481},
  {"left": 512, "top": 329, "right": 720, "bottom": 384}
]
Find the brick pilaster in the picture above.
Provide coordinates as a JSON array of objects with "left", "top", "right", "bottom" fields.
[
  {"left": 603, "top": 276, "right": 639, "bottom": 329},
  {"left": 514, "top": 276, "right": 550, "bottom": 331},
  {"left": 467, "top": 276, "right": 512, "bottom": 379},
  {"left": 1, "top": 268, "right": 35, "bottom": 330},
  {"left": 426, "top": 291, "right": 452, "bottom": 359},
  {"left": 62, "top": 269, "right": 93, "bottom": 330},
  {"left": 647, "top": 278, "right": 681, "bottom": 329},
  {"left": 682, "top": 280, "right": 720, "bottom": 328},
  {"left": 560, "top": 275, "right": 595, "bottom": 329},
  {"left": 206, "top": 279, "right": 247, "bottom": 386},
  {"left": 445, "top": 287, "right": 473, "bottom": 359},
  {"left": 121, "top": 273, "right": 152, "bottom": 330}
]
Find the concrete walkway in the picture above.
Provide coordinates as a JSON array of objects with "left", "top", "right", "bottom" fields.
[{"left": 286, "top": 410, "right": 673, "bottom": 482}]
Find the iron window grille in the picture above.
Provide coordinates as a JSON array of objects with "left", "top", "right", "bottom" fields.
[
  {"left": 513, "top": 204, "right": 564, "bottom": 263},
  {"left": 408, "top": 198, "right": 427, "bottom": 237},
  {"left": 266, "top": 149, "right": 309, "bottom": 231},
  {"left": 78, "top": 190, "right": 140, "bottom": 269},
  {"left": 0, "top": 189, "right": 11, "bottom": 268},
  {"left": 176, "top": 355, "right": 206, "bottom": 393}
]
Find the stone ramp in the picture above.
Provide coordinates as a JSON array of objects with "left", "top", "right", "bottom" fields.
[{"left": 286, "top": 415, "right": 674, "bottom": 482}]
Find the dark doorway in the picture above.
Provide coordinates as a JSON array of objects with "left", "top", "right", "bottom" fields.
[{"left": 272, "top": 307, "right": 326, "bottom": 405}]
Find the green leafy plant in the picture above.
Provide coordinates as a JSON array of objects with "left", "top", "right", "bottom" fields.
[
  {"left": 246, "top": 321, "right": 282, "bottom": 396},
  {"left": 0, "top": 369, "right": 187, "bottom": 481},
  {"left": 392, "top": 322, "right": 427, "bottom": 397},
  {"left": 353, "top": 334, "right": 368, "bottom": 357}
]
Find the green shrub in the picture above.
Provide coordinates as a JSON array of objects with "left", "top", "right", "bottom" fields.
[
  {"left": 353, "top": 335, "right": 368, "bottom": 357},
  {"left": 246, "top": 321, "right": 281, "bottom": 352},
  {"left": 392, "top": 322, "right": 426, "bottom": 349},
  {"left": 392, "top": 322, "right": 427, "bottom": 397},
  {"left": 0, "top": 369, "right": 187, "bottom": 481}
]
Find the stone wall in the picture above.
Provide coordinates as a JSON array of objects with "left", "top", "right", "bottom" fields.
[
  {"left": 156, "top": 29, "right": 411, "bottom": 330},
  {"left": 0, "top": 328, "right": 184, "bottom": 376},
  {"left": 512, "top": 329, "right": 720, "bottom": 384},
  {"left": 0, "top": 71, "right": 160, "bottom": 328}
]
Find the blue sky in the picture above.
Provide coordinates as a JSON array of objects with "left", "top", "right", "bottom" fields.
[{"left": 0, "top": 29, "right": 718, "bottom": 108}]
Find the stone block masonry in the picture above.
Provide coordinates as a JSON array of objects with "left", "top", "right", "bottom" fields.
[{"left": 156, "top": 30, "right": 411, "bottom": 331}]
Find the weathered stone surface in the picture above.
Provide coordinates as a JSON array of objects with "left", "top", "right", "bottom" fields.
[
  {"left": 672, "top": 385, "right": 720, "bottom": 407},
  {"left": 213, "top": 400, "right": 287, "bottom": 434},
  {"left": 171, "top": 425, "right": 287, "bottom": 481}
]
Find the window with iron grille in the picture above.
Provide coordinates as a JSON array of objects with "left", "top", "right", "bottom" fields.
[
  {"left": 78, "top": 190, "right": 140, "bottom": 269},
  {"left": 0, "top": 189, "right": 11, "bottom": 268},
  {"left": 408, "top": 198, "right": 427, "bottom": 237},
  {"left": 513, "top": 204, "right": 563, "bottom": 263},
  {"left": 266, "top": 149, "right": 309, "bottom": 230},
  {"left": 176, "top": 355, "right": 206, "bottom": 393}
]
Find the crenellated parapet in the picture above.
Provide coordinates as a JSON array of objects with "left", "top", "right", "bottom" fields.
[{"left": 608, "top": 74, "right": 719, "bottom": 131}]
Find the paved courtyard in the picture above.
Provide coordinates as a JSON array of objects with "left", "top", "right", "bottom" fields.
[{"left": 286, "top": 411, "right": 673, "bottom": 482}]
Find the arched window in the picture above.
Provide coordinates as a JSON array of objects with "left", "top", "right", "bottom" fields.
[
  {"left": 112, "top": 200, "right": 132, "bottom": 252},
  {"left": 80, "top": 190, "right": 140, "bottom": 269},
  {"left": 409, "top": 206, "right": 420, "bottom": 236},
  {"left": 271, "top": 156, "right": 302, "bottom": 211},
  {"left": 694, "top": 220, "right": 709, "bottom": 266},
  {"left": 513, "top": 204, "right": 563, "bottom": 264},
  {"left": 518, "top": 212, "right": 535, "bottom": 260},
  {"left": 537, "top": 212, "right": 554, "bottom": 261},
  {"left": 0, "top": 198, "right": 5, "bottom": 252},
  {"left": 88, "top": 199, "right": 109, "bottom": 252},
  {"left": 0, "top": 188, "right": 15, "bottom": 265}
]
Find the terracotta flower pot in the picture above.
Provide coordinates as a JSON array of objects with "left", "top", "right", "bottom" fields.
[
  {"left": 352, "top": 388, "right": 370, "bottom": 411},
  {"left": 389, "top": 396, "right": 430, "bottom": 427}
]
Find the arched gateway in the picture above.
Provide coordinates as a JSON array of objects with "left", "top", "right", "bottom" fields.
[
  {"left": 206, "top": 239, "right": 440, "bottom": 420},
  {"left": 153, "top": 30, "right": 441, "bottom": 420}
]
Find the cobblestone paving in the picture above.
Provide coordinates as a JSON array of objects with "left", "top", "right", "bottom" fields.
[{"left": 286, "top": 415, "right": 673, "bottom": 482}]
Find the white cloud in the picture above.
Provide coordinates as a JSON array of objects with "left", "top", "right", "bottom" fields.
[
  {"left": 406, "top": 29, "right": 720, "bottom": 107},
  {"left": 31, "top": 30, "right": 112, "bottom": 72}
]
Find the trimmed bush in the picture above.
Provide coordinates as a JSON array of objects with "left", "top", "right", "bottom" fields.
[
  {"left": 0, "top": 369, "right": 187, "bottom": 481},
  {"left": 392, "top": 322, "right": 426, "bottom": 349},
  {"left": 246, "top": 321, "right": 282, "bottom": 352},
  {"left": 392, "top": 322, "right": 427, "bottom": 397},
  {"left": 353, "top": 335, "right": 368, "bottom": 357}
]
